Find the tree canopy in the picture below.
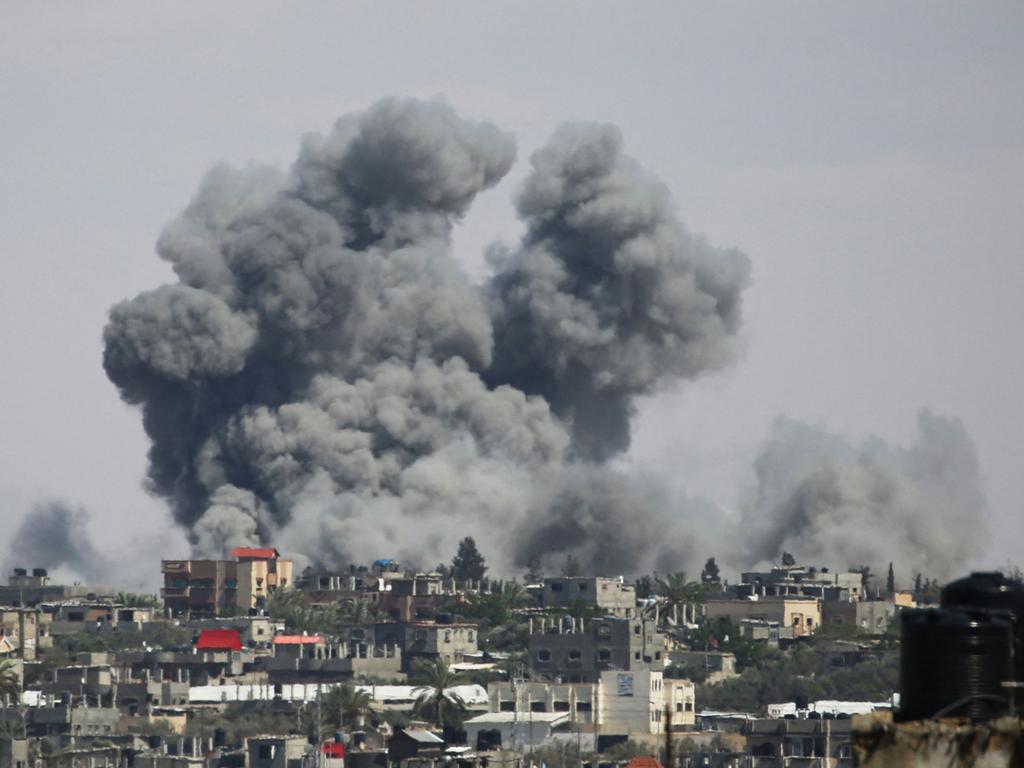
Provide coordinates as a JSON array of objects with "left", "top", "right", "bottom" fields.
[{"left": 451, "top": 537, "right": 488, "bottom": 582}]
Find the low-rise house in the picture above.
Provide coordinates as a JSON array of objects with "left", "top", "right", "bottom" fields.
[
  {"left": 669, "top": 651, "right": 738, "bottom": 684},
  {"left": 821, "top": 600, "right": 896, "bottom": 635},
  {"left": 246, "top": 735, "right": 309, "bottom": 768},
  {"left": 0, "top": 568, "right": 116, "bottom": 608},
  {"left": 464, "top": 711, "right": 569, "bottom": 750},
  {"left": 24, "top": 704, "right": 120, "bottom": 739},
  {"left": 534, "top": 577, "right": 637, "bottom": 618},
  {"left": 488, "top": 671, "right": 695, "bottom": 739},
  {"left": 744, "top": 717, "right": 853, "bottom": 768},
  {"left": 117, "top": 646, "right": 258, "bottom": 686},
  {"left": 388, "top": 728, "right": 445, "bottom": 763},
  {"left": 371, "top": 620, "right": 478, "bottom": 673},
  {"left": 705, "top": 598, "right": 821, "bottom": 638},
  {"left": 184, "top": 615, "right": 274, "bottom": 647},
  {"left": 264, "top": 633, "right": 402, "bottom": 684},
  {"left": 734, "top": 566, "right": 862, "bottom": 602},
  {"left": 738, "top": 619, "right": 784, "bottom": 646}
]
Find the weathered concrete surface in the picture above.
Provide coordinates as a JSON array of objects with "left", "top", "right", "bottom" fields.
[{"left": 854, "top": 713, "right": 1024, "bottom": 768}]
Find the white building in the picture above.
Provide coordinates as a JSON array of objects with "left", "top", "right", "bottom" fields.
[{"left": 488, "top": 671, "right": 695, "bottom": 739}]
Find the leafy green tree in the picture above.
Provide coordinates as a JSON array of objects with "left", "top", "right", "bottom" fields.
[
  {"left": 781, "top": 552, "right": 797, "bottom": 567},
  {"left": 886, "top": 563, "right": 896, "bottom": 595},
  {"left": 411, "top": 658, "right": 467, "bottom": 727},
  {"left": 117, "top": 592, "right": 161, "bottom": 608},
  {"left": 0, "top": 661, "right": 21, "bottom": 708},
  {"left": 451, "top": 537, "right": 488, "bottom": 582},
  {"left": 701, "top": 558, "right": 721, "bottom": 585},
  {"left": 524, "top": 557, "right": 544, "bottom": 584}
]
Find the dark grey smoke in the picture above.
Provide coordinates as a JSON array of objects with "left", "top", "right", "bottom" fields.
[
  {"left": 103, "top": 97, "right": 750, "bottom": 574},
  {"left": 740, "top": 410, "right": 986, "bottom": 580},
  {"left": 3, "top": 501, "right": 112, "bottom": 584},
  {"left": 487, "top": 123, "right": 750, "bottom": 460}
]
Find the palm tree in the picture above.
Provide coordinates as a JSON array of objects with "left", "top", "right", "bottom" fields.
[
  {"left": 501, "top": 582, "right": 533, "bottom": 610},
  {"left": 655, "top": 572, "right": 704, "bottom": 626},
  {"left": 0, "top": 661, "right": 20, "bottom": 709},
  {"left": 319, "top": 684, "right": 373, "bottom": 732},
  {"left": 411, "top": 658, "right": 466, "bottom": 728}
]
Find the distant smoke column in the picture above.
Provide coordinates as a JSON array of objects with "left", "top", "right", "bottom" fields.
[
  {"left": 2, "top": 501, "right": 111, "bottom": 584},
  {"left": 741, "top": 410, "right": 987, "bottom": 580},
  {"left": 102, "top": 97, "right": 754, "bottom": 572},
  {"left": 486, "top": 123, "right": 750, "bottom": 460},
  {"left": 103, "top": 98, "right": 522, "bottom": 558}
]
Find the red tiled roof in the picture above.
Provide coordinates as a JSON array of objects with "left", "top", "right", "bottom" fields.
[
  {"left": 195, "top": 629, "right": 242, "bottom": 651},
  {"left": 273, "top": 635, "right": 324, "bottom": 645},
  {"left": 231, "top": 547, "right": 279, "bottom": 560},
  {"left": 627, "top": 757, "right": 662, "bottom": 768}
]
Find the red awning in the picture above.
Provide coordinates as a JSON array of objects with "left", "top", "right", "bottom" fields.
[{"left": 195, "top": 629, "right": 242, "bottom": 651}]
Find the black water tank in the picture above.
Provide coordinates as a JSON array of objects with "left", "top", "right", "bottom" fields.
[
  {"left": 899, "top": 607, "right": 1013, "bottom": 721},
  {"left": 942, "top": 571, "right": 1024, "bottom": 681}
]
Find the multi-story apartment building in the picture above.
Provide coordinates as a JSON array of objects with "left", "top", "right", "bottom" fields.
[
  {"left": 161, "top": 547, "right": 293, "bottom": 618},
  {"left": 528, "top": 617, "right": 666, "bottom": 683}
]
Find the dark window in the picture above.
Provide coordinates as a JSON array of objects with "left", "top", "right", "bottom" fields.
[
  {"left": 578, "top": 583, "right": 587, "bottom": 592},
  {"left": 568, "top": 650, "right": 582, "bottom": 661},
  {"left": 554, "top": 701, "right": 570, "bottom": 711},
  {"left": 551, "top": 583, "right": 564, "bottom": 593},
  {"left": 258, "top": 745, "right": 273, "bottom": 759},
  {"left": 598, "top": 648, "right": 611, "bottom": 662},
  {"left": 537, "top": 649, "right": 551, "bottom": 662},
  {"left": 530, "top": 701, "right": 546, "bottom": 712},
  {"left": 500, "top": 701, "right": 515, "bottom": 712},
  {"left": 634, "top": 651, "right": 641, "bottom": 660},
  {"left": 634, "top": 624, "right": 641, "bottom": 635},
  {"left": 576, "top": 702, "right": 592, "bottom": 712}
]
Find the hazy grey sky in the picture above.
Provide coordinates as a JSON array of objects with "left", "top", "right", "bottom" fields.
[{"left": 1, "top": 2, "right": 1021, "bottom": 588}]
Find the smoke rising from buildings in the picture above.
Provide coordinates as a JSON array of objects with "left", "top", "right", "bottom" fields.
[
  {"left": 487, "top": 122, "right": 749, "bottom": 460},
  {"left": 2, "top": 501, "right": 112, "bottom": 585},
  {"left": 102, "top": 97, "right": 750, "bottom": 574},
  {"left": 101, "top": 96, "right": 987, "bottom": 579},
  {"left": 741, "top": 410, "right": 986, "bottom": 581}
]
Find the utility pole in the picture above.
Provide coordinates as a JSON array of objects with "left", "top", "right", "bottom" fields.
[{"left": 664, "top": 703, "right": 673, "bottom": 768}]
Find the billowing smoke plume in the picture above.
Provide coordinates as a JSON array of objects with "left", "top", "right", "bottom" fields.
[
  {"left": 740, "top": 410, "right": 986, "bottom": 581},
  {"left": 487, "top": 123, "right": 749, "bottom": 460},
  {"left": 103, "top": 97, "right": 750, "bottom": 573},
  {"left": 3, "top": 501, "right": 112, "bottom": 584}
]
